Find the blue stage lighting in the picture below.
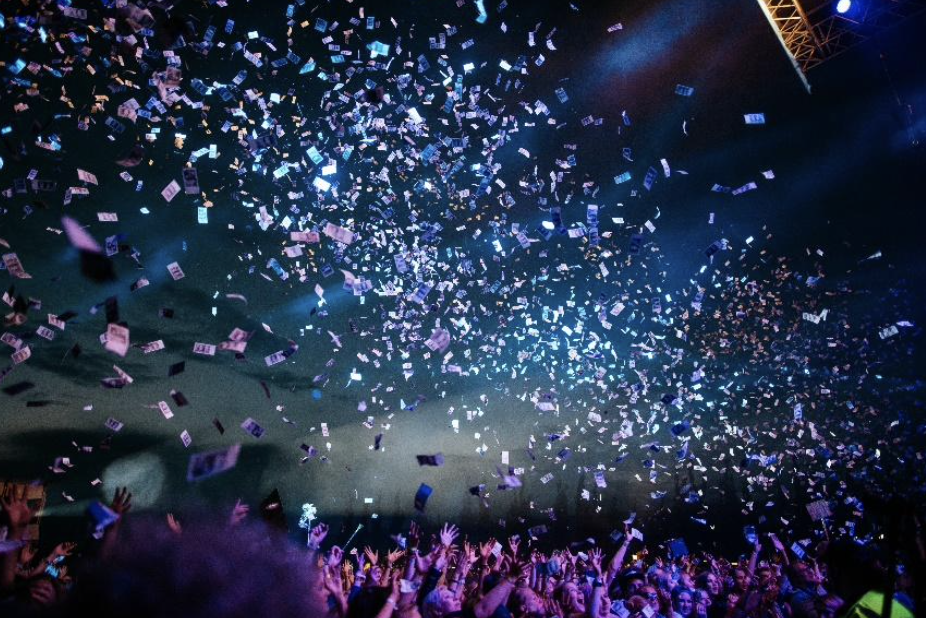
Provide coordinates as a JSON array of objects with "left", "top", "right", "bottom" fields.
[{"left": 836, "top": 0, "right": 852, "bottom": 14}]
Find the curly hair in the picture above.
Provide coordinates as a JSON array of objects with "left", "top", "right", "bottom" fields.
[{"left": 61, "top": 515, "right": 324, "bottom": 618}]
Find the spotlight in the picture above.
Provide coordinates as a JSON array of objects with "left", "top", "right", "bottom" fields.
[
  {"left": 836, "top": 0, "right": 852, "bottom": 14},
  {"left": 101, "top": 452, "right": 166, "bottom": 508}
]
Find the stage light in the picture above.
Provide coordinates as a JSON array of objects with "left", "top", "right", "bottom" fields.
[
  {"left": 101, "top": 452, "right": 166, "bottom": 509},
  {"left": 542, "top": 221, "right": 555, "bottom": 230},
  {"left": 836, "top": 0, "right": 852, "bottom": 14}
]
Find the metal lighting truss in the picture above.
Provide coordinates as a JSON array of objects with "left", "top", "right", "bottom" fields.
[{"left": 756, "top": 0, "right": 926, "bottom": 92}]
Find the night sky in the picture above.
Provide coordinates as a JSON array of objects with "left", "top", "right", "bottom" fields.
[{"left": 1, "top": 0, "right": 925, "bottom": 555}]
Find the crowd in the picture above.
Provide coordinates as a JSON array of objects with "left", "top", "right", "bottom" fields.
[
  {"left": 2, "top": 2, "right": 924, "bottom": 617},
  {"left": 1, "top": 486, "right": 922, "bottom": 618}
]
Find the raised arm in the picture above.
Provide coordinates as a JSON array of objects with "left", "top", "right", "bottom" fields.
[
  {"left": 768, "top": 533, "right": 789, "bottom": 567},
  {"left": 529, "top": 551, "right": 542, "bottom": 591},
  {"left": 473, "top": 572, "right": 517, "bottom": 618},
  {"left": 747, "top": 538, "right": 761, "bottom": 578},
  {"left": 22, "top": 542, "right": 77, "bottom": 579},
  {"left": 374, "top": 572, "right": 401, "bottom": 618},
  {"left": 309, "top": 523, "right": 329, "bottom": 551},
  {"left": 588, "top": 579, "right": 606, "bottom": 618},
  {"left": 1, "top": 486, "right": 34, "bottom": 593},
  {"left": 605, "top": 526, "right": 633, "bottom": 587},
  {"left": 450, "top": 542, "right": 476, "bottom": 601},
  {"left": 324, "top": 546, "right": 348, "bottom": 617},
  {"left": 383, "top": 547, "right": 405, "bottom": 586},
  {"left": 99, "top": 486, "right": 132, "bottom": 560},
  {"left": 474, "top": 538, "right": 496, "bottom": 599},
  {"left": 228, "top": 498, "right": 250, "bottom": 527}
]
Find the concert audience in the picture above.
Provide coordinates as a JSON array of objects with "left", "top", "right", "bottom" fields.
[{"left": 1, "top": 486, "right": 922, "bottom": 618}]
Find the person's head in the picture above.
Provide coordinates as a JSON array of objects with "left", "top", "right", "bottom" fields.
[
  {"left": 692, "top": 589, "right": 712, "bottom": 611},
  {"left": 625, "top": 596, "right": 647, "bottom": 615},
  {"left": 733, "top": 568, "right": 751, "bottom": 592},
  {"left": 678, "top": 572, "right": 695, "bottom": 591},
  {"left": 789, "top": 561, "right": 820, "bottom": 588},
  {"left": 639, "top": 585, "right": 661, "bottom": 611},
  {"left": 760, "top": 582, "right": 781, "bottom": 605},
  {"left": 672, "top": 588, "right": 694, "bottom": 618},
  {"left": 346, "top": 586, "right": 390, "bottom": 618},
  {"left": 819, "top": 539, "right": 884, "bottom": 607},
  {"left": 509, "top": 585, "right": 545, "bottom": 618},
  {"left": 63, "top": 515, "right": 325, "bottom": 618},
  {"left": 696, "top": 572, "right": 722, "bottom": 597},
  {"left": 543, "top": 575, "right": 558, "bottom": 597},
  {"left": 623, "top": 571, "right": 646, "bottom": 598},
  {"left": 422, "top": 586, "right": 461, "bottom": 618},
  {"left": 557, "top": 580, "right": 586, "bottom": 614},
  {"left": 725, "top": 591, "right": 741, "bottom": 610},
  {"left": 755, "top": 566, "right": 775, "bottom": 589},
  {"left": 648, "top": 567, "right": 667, "bottom": 587},
  {"left": 651, "top": 568, "right": 675, "bottom": 592}
]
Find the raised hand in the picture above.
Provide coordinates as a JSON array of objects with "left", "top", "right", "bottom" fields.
[
  {"left": 309, "top": 523, "right": 329, "bottom": 550},
  {"left": 387, "top": 571, "right": 401, "bottom": 604},
  {"left": 1, "top": 486, "right": 34, "bottom": 532},
  {"left": 495, "top": 554, "right": 518, "bottom": 574},
  {"left": 544, "top": 597, "right": 564, "bottom": 617},
  {"left": 20, "top": 543, "right": 37, "bottom": 565},
  {"left": 479, "top": 538, "right": 496, "bottom": 561},
  {"left": 323, "top": 566, "right": 343, "bottom": 596},
  {"left": 387, "top": 548, "right": 405, "bottom": 565},
  {"left": 110, "top": 487, "right": 132, "bottom": 515},
  {"left": 364, "top": 545, "right": 380, "bottom": 565},
  {"left": 507, "top": 536, "right": 521, "bottom": 557},
  {"left": 408, "top": 521, "right": 421, "bottom": 549},
  {"left": 439, "top": 523, "right": 459, "bottom": 548},
  {"left": 496, "top": 553, "right": 509, "bottom": 574},
  {"left": 659, "top": 589, "right": 673, "bottom": 613},
  {"left": 461, "top": 541, "right": 477, "bottom": 565},
  {"left": 509, "top": 558, "right": 532, "bottom": 582},
  {"left": 28, "top": 579, "right": 57, "bottom": 606},
  {"left": 416, "top": 547, "right": 438, "bottom": 574},
  {"left": 332, "top": 546, "right": 346, "bottom": 569},
  {"left": 166, "top": 513, "right": 183, "bottom": 535},
  {"left": 589, "top": 548, "right": 604, "bottom": 575},
  {"left": 229, "top": 499, "right": 249, "bottom": 527},
  {"left": 52, "top": 542, "right": 77, "bottom": 558},
  {"left": 768, "top": 533, "right": 786, "bottom": 553}
]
